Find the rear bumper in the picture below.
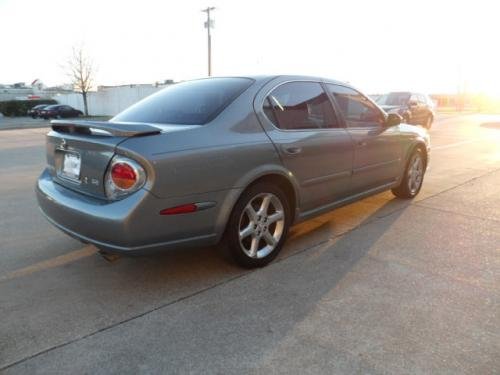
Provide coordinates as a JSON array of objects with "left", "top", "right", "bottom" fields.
[{"left": 36, "top": 168, "right": 236, "bottom": 254}]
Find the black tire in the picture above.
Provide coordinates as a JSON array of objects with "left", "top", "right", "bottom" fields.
[
  {"left": 224, "top": 182, "right": 291, "bottom": 268},
  {"left": 392, "top": 147, "right": 426, "bottom": 199}
]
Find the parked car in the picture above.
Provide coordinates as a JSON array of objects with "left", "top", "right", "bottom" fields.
[
  {"left": 36, "top": 76, "right": 430, "bottom": 268},
  {"left": 27, "top": 104, "right": 50, "bottom": 118},
  {"left": 376, "top": 92, "right": 435, "bottom": 128},
  {"left": 40, "top": 105, "right": 83, "bottom": 119}
]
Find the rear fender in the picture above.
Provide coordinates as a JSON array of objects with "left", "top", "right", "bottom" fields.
[{"left": 213, "top": 164, "right": 301, "bottom": 240}]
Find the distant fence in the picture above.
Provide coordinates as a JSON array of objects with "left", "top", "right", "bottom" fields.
[{"left": 53, "top": 84, "right": 171, "bottom": 116}]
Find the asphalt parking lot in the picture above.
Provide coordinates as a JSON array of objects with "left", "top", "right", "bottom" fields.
[
  {"left": 0, "top": 116, "right": 48, "bottom": 130},
  {"left": 1, "top": 114, "right": 499, "bottom": 374}
]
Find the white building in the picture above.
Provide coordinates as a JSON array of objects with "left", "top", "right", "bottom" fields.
[
  {"left": 0, "top": 82, "right": 33, "bottom": 101},
  {"left": 1, "top": 79, "right": 176, "bottom": 117},
  {"left": 53, "top": 82, "right": 174, "bottom": 116},
  {"left": 0, "top": 80, "right": 72, "bottom": 101}
]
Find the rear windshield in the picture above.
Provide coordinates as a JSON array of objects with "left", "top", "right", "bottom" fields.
[{"left": 111, "top": 77, "right": 254, "bottom": 125}]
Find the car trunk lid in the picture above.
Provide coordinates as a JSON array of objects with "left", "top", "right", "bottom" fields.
[{"left": 46, "top": 120, "right": 160, "bottom": 199}]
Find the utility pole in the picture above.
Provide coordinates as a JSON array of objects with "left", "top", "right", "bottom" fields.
[{"left": 202, "top": 6, "right": 215, "bottom": 76}]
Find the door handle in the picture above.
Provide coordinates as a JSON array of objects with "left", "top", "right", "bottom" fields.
[
  {"left": 283, "top": 146, "right": 302, "bottom": 155},
  {"left": 357, "top": 141, "right": 367, "bottom": 147}
]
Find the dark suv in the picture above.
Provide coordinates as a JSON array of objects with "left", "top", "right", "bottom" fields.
[{"left": 376, "top": 92, "right": 435, "bottom": 128}]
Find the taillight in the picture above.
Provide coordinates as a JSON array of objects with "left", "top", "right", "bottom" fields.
[
  {"left": 105, "top": 156, "right": 146, "bottom": 200},
  {"left": 111, "top": 163, "right": 136, "bottom": 189}
]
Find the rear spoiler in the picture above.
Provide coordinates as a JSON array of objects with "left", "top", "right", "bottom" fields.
[{"left": 51, "top": 120, "right": 161, "bottom": 137}]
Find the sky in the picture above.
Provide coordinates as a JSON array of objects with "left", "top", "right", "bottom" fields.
[{"left": 1, "top": 0, "right": 499, "bottom": 94}]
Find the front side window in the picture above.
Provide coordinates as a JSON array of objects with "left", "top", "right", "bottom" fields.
[
  {"left": 263, "top": 82, "right": 338, "bottom": 130},
  {"left": 327, "top": 84, "right": 385, "bottom": 128},
  {"left": 112, "top": 77, "right": 254, "bottom": 125}
]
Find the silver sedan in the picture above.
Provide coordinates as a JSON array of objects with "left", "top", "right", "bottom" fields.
[{"left": 36, "top": 75, "right": 430, "bottom": 268}]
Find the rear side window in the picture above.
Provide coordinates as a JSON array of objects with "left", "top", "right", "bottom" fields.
[
  {"left": 327, "top": 84, "right": 384, "bottom": 128},
  {"left": 263, "top": 82, "right": 339, "bottom": 130},
  {"left": 112, "top": 78, "right": 254, "bottom": 125}
]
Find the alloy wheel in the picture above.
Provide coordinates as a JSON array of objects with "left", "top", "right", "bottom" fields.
[
  {"left": 407, "top": 153, "right": 424, "bottom": 194},
  {"left": 238, "top": 192, "right": 285, "bottom": 259}
]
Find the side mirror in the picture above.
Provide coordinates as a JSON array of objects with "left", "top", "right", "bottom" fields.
[
  {"left": 385, "top": 113, "right": 402, "bottom": 127},
  {"left": 408, "top": 100, "right": 418, "bottom": 107}
]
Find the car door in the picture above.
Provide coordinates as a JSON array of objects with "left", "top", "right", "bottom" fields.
[
  {"left": 257, "top": 81, "right": 354, "bottom": 212},
  {"left": 57, "top": 106, "right": 68, "bottom": 118},
  {"left": 64, "top": 106, "right": 74, "bottom": 117},
  {"left": 326, "top": 84, "right": 403, "bottom": 194},
  {"left": 66, "top": 106, "right": 76, "bottom": 117}
]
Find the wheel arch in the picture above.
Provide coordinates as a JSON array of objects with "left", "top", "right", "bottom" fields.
[
  {"left": 245, "top": 173, "right": 298, "bottom": 220},
  {"left": 214, "top": 166, "right": 301, "bottom": 242},
  {"left": 406, "top": 140, "right": 428, "bottom": 168}
]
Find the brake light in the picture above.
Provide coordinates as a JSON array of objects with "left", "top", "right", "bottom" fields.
[
  {"left": 105, "top": 156, "right": 146, "bottom": 200},
  {"left": 111, "top": 163, "right": 137, "bottom": 189}
]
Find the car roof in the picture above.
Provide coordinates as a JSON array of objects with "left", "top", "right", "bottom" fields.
[
  {"left": 206, "top": 75, "right": 348, "bottom": 86},
  {"left": 386, "top": 91, "right": 411, "bottom": 95}
]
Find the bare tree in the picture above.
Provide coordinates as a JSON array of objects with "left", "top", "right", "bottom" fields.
[{"left": 66, "top": 46, "right": 94, "bottom": 116}]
